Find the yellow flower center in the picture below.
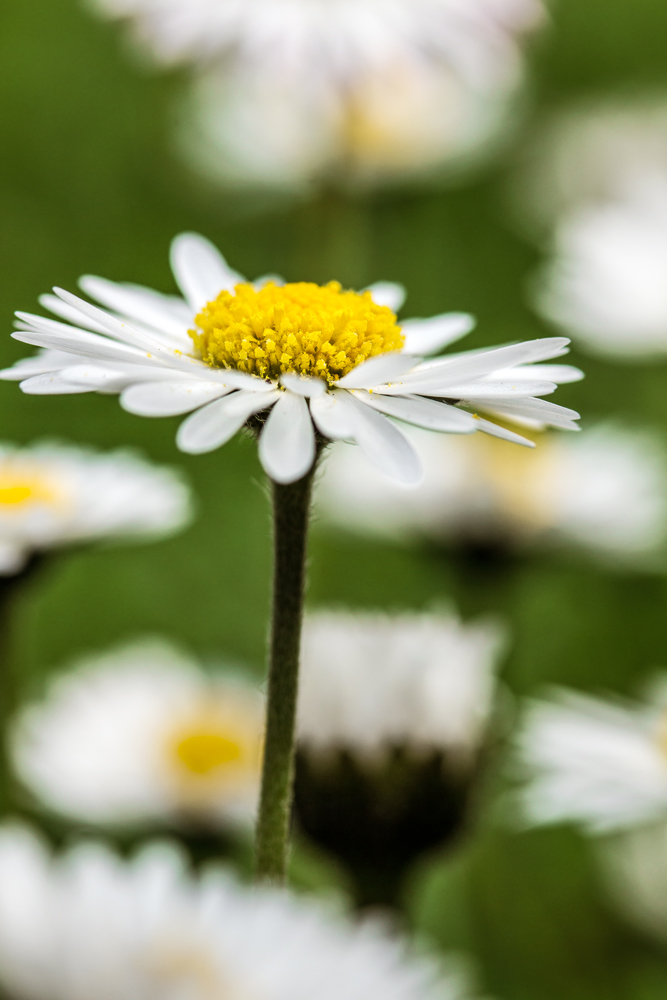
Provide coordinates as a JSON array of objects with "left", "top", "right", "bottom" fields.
[
  {"left": 165, "top": 703, "right": 263, "bottom": 802},
  {"left": 0, "top": 470, "right": 60, "bottom": 510},
  {"left": 190, "top": 281, "right": 404, "bottom": 385},
  {"left": 175, "top": 731, "right": 242, "bottom": 775}
]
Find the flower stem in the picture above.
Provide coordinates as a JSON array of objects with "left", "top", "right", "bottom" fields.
[{"left": 254, "top": 466, "right": 317, "bottom": 884}]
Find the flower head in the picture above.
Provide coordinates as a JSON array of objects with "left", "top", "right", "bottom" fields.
[
  {"left": 0, "top": 823, "right": 471, "bottom": 1000},
  {"left": 0, "top": 441, "right": 191, "bottom": 575},
  {"left": 535, "top": 177, "right": 667, "bottom": 359},
  {"left": 11, "top": 640, "right": 264, "bottom": 830},
  {"left": 88, "top": 0, "right": 544, "bottom": 188},
  {"left": 2, "top": 233, "right": 581, "bottom": 485},
  {"left": 317, "top": 422, "right": 667, "bottom": 563},
  {"left": 298, "top": 608, "right": 505, "bottom": 760},
  {"left": 294, "top": 608, "right": 505, "bottom": 899},
  {"left": 516, "top": 680, "right": 667, "bottom": 833}
]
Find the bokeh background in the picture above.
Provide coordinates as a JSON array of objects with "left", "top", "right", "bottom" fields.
[{"left": 3, "top": 1, "right": 667, "bottom": 997}]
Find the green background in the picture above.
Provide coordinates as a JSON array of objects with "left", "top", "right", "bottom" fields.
[{"left": 2, "top": 0, "right": 667, "bottom": 997}]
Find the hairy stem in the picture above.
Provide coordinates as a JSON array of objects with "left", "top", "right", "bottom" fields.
[{"left": 254, "top": 466, "right": 317, "bottom": 884}]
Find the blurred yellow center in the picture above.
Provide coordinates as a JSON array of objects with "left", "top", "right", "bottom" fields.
[
  {"left": 191, "top": 281, "right": 403, "bottom": 384},
  {"left": 175, "top": 731, "right": 243, "bottom": 775},
  {"left": 0, "top": 474, "right": 57, "bottom": 508}
]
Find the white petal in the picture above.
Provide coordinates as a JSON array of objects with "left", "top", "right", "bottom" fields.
[
  {"left": 474, "top": 417, "right": 536, "bottom": 447},
  {"left": 39, "top": 294, "right": 111, "bottom": 334},
  {"left": 364, "top": 282, "right": 406, "bottom": 312},
  {"left": 309, "top": 392, "right": 356, "bottom": 440},
  {"left": 211, "top": 369, "right": 277, "bottom": 392},
  {"left": 349, "top": 390, "right": 476, "bottom": 433},
  {"left": 401, "top": 313, "right": 475, "bottom": 355},
  {"left": 19, "top": 372, "right": 98, "bottom": 395},
  {"left": 258, "top": 392, "right": 316, "bottom": 484},
  {"left": 12, "top": 326, "right": 156, "bottom": 368},
  {"left": 345, "top": 394, "right": 422, "bottom": 485},
  {"left": 0, "top": 350, "right": 80, "bottom": 381},
  {"left": 176, "top": 390, "right": 279, "bottom": 454},
  {"left": 473, "top": 396, "right": 581, "bottom": 431},
  {"left": 396, "top": 338, "right": 571, "bottom": 390},
  {"left": 336, "top": 352, "right": 416, "bottom": 390},
  {"left": 280, "top": 373, "right": 326, "bottom": 397},
  {"left": 436, "top": 380, "right": 558, "bottom": 399},
  {"left": 52, "top": 288, "right": 169, "bottom": 354},
  {"left": 78, "top": 276, "right": 191, "bottom": 342},
  {"left": 121, "top": 380, "right": 232, "bottom": 417},
  {"left": 170, "top": 233, "right": 243, "bottom": 312},
  {"left": 491, "top": 363, "right": 584, "bottom": 384}
]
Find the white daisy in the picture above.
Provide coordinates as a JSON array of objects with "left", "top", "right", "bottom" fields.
[
  {"left": 600, "top": 821, "right": 667, "bottom": 944},
  {"left": 298, "top": 608, "right": 505, "bottom": 762},
  {"left": 100, "top": 0, "right": 545, "bottom": 190},
  {"left": 511, "top": 94, "right": 667, "bottom": 236},
  {"left": 0, "top": 823, "right": 472, "bottom": 1000},
  {"left": 516, "top": 679, "right": 667, "bottom": 833},
  {"left": 534, "top": 175, "right": 667, "bottom": 359},
  {"left": 294, "top": 608, "right": 505, "bottom": 904},
  {"left": 1, "top": 232, "right": 581, "bottom": 486},
  {"left": 177, "top": 52, "right": 513, "bottom": 191},
  {"left": 0, "top": 441, "right": 191, "bottom": 575},
  {"left": 11, "top": 640, "right": 264, "bottom": 830},
  {"left": 88, "top": 0, "right": 543, "bottom": 80},
  {"left": 317, "top": 422, "right": 667, "bottom": 563}
]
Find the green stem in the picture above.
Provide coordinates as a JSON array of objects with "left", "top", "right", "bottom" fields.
[{"left": 254, "top": 467, "right": 317, "bottom": 884}]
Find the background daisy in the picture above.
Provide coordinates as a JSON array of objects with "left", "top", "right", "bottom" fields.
[
  {"left": 0, "top": 823, "right": 473, "bottom": 1000},
  {"left": 295, "top": 608, "right": 506, "bottom": 907},
  {"left": 11, "top": 639, "right": 264, "bottom": 831},
  {"left": 317, "top": 422, "right": 667, "bottom": 566},
  {"left": 0, "top": 441, "right": 192, "bottom": 575}
]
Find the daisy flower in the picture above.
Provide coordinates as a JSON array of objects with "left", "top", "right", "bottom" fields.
[
  {"left": 600, "top": 821, "right": 667, "bottom": 944},
  {"left": 11, "top": 640, "right": 264, "bottom": 830},
  {"left": 0, "top": 441, "right": 191, "bottom": 575},
  {"left": 535, "top": 175, "right": 667, "bottom": 359},
  {"left": 516, "top": 679, "right": 667, "bottom": 833},
  {"left": 2, "top": 232, "right": 582, "bottom": 487},
  {"left": 88, "top": 0, "right": 544, "bottom": 189},
  {"left": 295, "top": 608, "right": 505, "bottom": 905},
  {"left": 0, "top": 823, "right": 472, "bottom": 1000},
  {"left": 511, "top": 94, "right": 667, "bottom": 236},
  {"left": 317, "top": 422, "right": 667, "bottom": 564}
]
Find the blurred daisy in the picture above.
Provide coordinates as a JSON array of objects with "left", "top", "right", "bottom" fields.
[
  {"left": 2, "top": 232, "right": 581, "bottom": 486},
  {"left": 0, "top": 823, "right": 472, "bottom": 1000},
  {"left": 0, "top": 441, "right": 191, "bottom": 575},
  {"left": 600, "top": 821, "right": 667, "bottom": 944},
  {"left": 11, "top": 640, "right": 264, "bottom": 830},
  {"left": 317, "top": 422, "right": 667, "bottom": 564},
  {"left": 295, "top": 608, "right": 506, "bottom": 905},
  {"left": 89, "top": 0, "right": 544, "bottom": 191},
  {"left": 534, "top": 176, "right": 667, "bottom": 359},
  {"left": 511, "top": 94, "right": 667, "bottom": 236},
  {"left": 516, "top": 678, "right": 667, "bottom": 833}
]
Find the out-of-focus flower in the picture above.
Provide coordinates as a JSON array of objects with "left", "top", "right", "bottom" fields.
[
  {"left": 516, "top": 680, "right": 667, "bottom": 833},
  {"left": 2, "top": 232, "right": 581, "bottom": 486},
  {"left": 0, "top": 823, "right": 472, "bottom": 1000},
  {"left": 600, "top": 821, "right": 667, "bottom": 944},
  {"left": 88, "top": 0, "right": 545, "bottom": 191},
  {"left": 534, "top": 177, "right": 667, "bottom": 359},
  {"left": 11, "top": 640, "right": 264, "bottom": 830},
  {"left": 295, "top": 608, "right": 505, "bottom": 906},
  {"left": 0, "top": 441, "right": 191, "bottom": 575},
  {"left": 317, "top": 422, "right": 667, "bottom": 565},
  {"left": 511, "top": 94, "right": 667, "bottom": 235}
]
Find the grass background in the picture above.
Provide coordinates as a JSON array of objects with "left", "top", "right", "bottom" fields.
[{"left": 2, "top": 0, "right": 667, "bottom": 997}]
